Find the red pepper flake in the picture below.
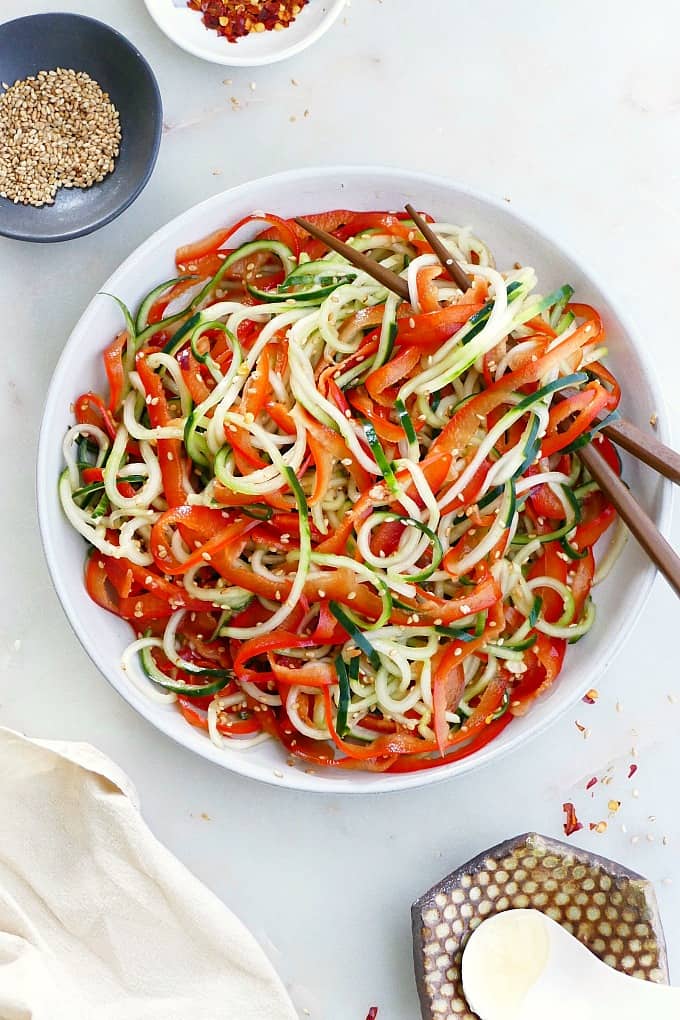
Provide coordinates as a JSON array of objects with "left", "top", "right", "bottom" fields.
[
  {"left": 628, "top": 764, "right": 638, "bottom": 780},
  {"left": 563, "top": 802, "right": 583, "bottom": 837},
  {"left": 589, "top": 821, "right": 608, "bottom": 834},
  {"left": 188, "top": 0, "right": 309, "bottom": 43},
  {"left": 582, "top": 688, "right": 599, "bottom": 705},
  {"left": 586, "top": 777, "right": 598, "bottom": 791},
  {"left": 575, "top": 720, "right": 586, "bottom": 732},
  {"left": 366, "top": 1010, "right": 379, "bottom": 1020}
]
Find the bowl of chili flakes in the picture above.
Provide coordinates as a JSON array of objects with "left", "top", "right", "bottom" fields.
[{"left": 144, "top": 0, "right": 347, "bottom": 66}]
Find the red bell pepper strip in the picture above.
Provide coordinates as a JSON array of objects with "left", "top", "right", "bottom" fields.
[
  {"left": 574, "top": 491, "right": 617, "bottom": 549},
  {"left": 347, "top": 389, "right": 406, "bottom": 444},
  {"left": 234, "top": 632, "right": 320, "bottom": 685},
  {"left": 415, "top": 265, "right": 443, "bottom": 313},
  {"left": 81, "top": 466, "right": 136, "bottom": 500},
  {"left": 75, "top": 392, "right": 118, "bottom": 441},
  {"left": 510, "top": 634, "right": 566, "bottom": 716},
  {"left": 541, "top": 383, "right": 614, "bottom": 457},
  {"left": 103, "top": 332, "right": 127, "bottom": 412},
  {"left": 136, "top": 353, "right": 188, "bottom": 507},
  {"left": 176, "top": 212, "right": 300, "bottom": 268},
  {"left": 150, "top": 505, "right": 257, "bottom": 574},
  {"left": 395, "top": 303, "right": 483, "bottom": 350},
  {"left": 365, "top": 346, "right": 421, "bottom": 406}
]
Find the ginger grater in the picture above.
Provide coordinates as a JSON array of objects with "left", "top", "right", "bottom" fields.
[{"left": 412, "top": 832, "right": 668, "bottom": 1019}]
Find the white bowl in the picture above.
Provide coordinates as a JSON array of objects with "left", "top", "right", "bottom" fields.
[
  {"left": 144, "top": 0, "right": 346, "bottom": 67},
  {"left": 37, "top": 166, "right": 672, "bottom": 794}
]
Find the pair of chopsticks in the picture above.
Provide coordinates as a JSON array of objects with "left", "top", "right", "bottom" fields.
[{"left": 295, "top": 210, "right": 680, "bottom": 597}]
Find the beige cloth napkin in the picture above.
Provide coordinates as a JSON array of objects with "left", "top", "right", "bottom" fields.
[{"left": 0, "top": 727, "right": 298, "bottom": 1020}]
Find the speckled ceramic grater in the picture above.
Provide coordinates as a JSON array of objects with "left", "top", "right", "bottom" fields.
[{"left": 412, "top": 832, "right": 668, "bottom": 1020}]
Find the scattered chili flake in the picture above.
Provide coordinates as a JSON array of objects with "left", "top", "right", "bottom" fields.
[
  {"left": 582, "top": 688, "right": 599, "bottom": 705},
  {"left": 575, "top": 721, "right": 586, "bottom": 733},
  {"left": 628, "top": 764, "right": 638, "bottom": 780},
  {"left": 590, "top": 821, "right": 608, "bottom": 834},
  {"left": 187, "top": 0, "right": 309, "bottom": 43},
  {"left": 366, "top": 1010, "right": 379, "bottom": 1020},
  {"left": 586, "top": 777, "right": 598, "bottom": 791},
  {"left": 563, "top": 802, "right": 583, "bottom": 837}
]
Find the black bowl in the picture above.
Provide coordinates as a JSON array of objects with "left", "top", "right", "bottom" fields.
[{"left": 0, "top": 13, "right": 162, "bottom": 242}]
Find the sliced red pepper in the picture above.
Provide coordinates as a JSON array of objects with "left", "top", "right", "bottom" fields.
[
  {"left": 415, "top": 265, "right": 443, "bottom": 313},
  {"left": 365, "top": 346, "right": 421, "bottom": 406},
  {"left": 103, "top": 332, "right": 127, "bottom": 413},
  {"left": 176, "top": 212, "right": 300, "bottom": 269},
  {"left": 395, "top": 303, "right": 483, "bottom": 349},
  {"left": 136, "top": 353, "right": 188, "bottom": 507},
  {"left": 81, "top": 466, "right": 136, "bottom": 500},
  {"left": 75, "top": 392, "right": 118, "bottom": 441},
  {"left": 347, "top": 389, "right": 405, "bottom": 444},
  {"left": 573, "top": 491, "right": 617, "bottom": 549}
]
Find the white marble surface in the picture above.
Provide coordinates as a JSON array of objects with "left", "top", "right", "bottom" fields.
[{"left": 1, "top": 1, "right": 679, "bottom": 1016}]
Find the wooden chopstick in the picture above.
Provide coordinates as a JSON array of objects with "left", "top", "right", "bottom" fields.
[
  {"left": 293, "top": 213, "right": 678, "bottom": 590},
  {"left": 601, "top": 418, "right": 680, "bottom": 486},
  {"left": 404, "top": 203, "right": 473, "bottom": 292},
  {"left": 294, "top": 218, "right": 410, "bottom": 301},
  {"left": 579, "top": 443, "right": 680, "bottom": 597}
]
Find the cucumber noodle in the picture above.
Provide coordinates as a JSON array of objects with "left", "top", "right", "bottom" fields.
[{"left": 59, "top": 208, "right": 625, "bottom": 773}]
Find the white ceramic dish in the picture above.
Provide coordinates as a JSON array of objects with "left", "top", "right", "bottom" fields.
[
  {"left": 144, "top": 0, "right": 346, "bottom": 67},
  {"left": 37, "top": 166, "right": 672, "bottom": 794}
]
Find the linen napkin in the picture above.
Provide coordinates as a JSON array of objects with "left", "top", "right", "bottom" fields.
[{"left": 0, "top": 727, "right": 298, "bottom": 1020}]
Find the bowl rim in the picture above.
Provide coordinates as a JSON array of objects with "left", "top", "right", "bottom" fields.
[
  {"left": 37, "top": 165, "right": 674, "bottom": 793},
  {"left": 0, "top": 12, "right": 163, "bottom": 244},
  {"left": 143, "top": 0, "right": 347, "bottom": 67}
]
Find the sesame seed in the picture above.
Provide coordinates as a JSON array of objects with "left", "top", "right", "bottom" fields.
[{"left": 0, "top": 68, "right": 121, "bottom": 206}]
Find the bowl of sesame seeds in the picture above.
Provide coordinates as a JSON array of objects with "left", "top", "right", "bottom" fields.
[
  {"left": 0, "top": 13, "right": 162, "bottom": 243},
  {"left": 144, "top": 0, "right": 347, "bottom": 67}
]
